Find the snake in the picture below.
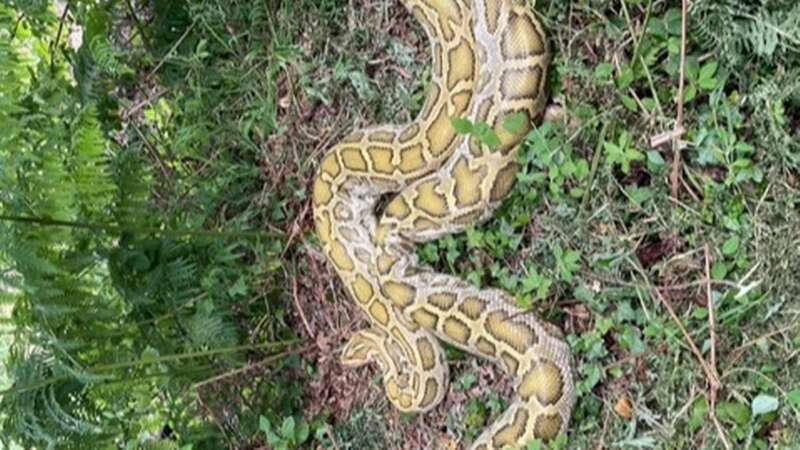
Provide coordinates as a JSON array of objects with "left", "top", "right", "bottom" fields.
[{"left": 312, "top": 0, "right": 575, "bottom": 448}]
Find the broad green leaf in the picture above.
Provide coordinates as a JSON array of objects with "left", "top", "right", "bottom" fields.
[
  {"left": 479, "top": 128, "right": 502, "bottom": 148},
  {"left": 717, "top": 401, "right": 750, "bottom": 425},
  {"left": 711, "top": 262, "right": 728, "bottom": 280},
  {"left": 296, "top": 421, "right": 310, "bottom": 442},
  {"left": 451, "top": 117, "right": 473, "bottom": 134},
  {"left": 722, "top": 237, "right": 739, "bottom": 256},
  {"left": 594, "top": 63, "right": 614, "bottom": 79},
  {"left": 699, "top": 61, "right": 719, "bottom": 82},
  {"left": 259, "top": 416, "right": 271, "bottom": 433},
  {"left": 621, "top": 95, "right": 638, "bottom": 111},
  {"left": 689, "top": 397, "right": 708, "bottom": 430},
  {"left": 281, "top": 416, "right": 295, "bottom": 438},
  {"left": 617, "top": 67, "right": 634, "bottom": 89}
]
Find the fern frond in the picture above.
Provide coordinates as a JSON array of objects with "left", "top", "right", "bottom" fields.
[
  {"left": 89, "top": 35, "right": 132, "bottom": 77},
  {"left": 70, "top": 106, "right": 115, "bottom": 215}
]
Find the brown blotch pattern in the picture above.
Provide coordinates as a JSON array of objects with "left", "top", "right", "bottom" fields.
[
  {"left": 500, "top": 351, "right": 520, "bottom": 375},
  {"left": 501, "top": 67, "right": 542, "bottom": 101},
  {"left": 443, "top": 317, "right": 471, "bottom": 343},
  {"left": 458, "top": 296, "right": 487, "bottom": 319},
  {"left": 492, "top": 407, "right": 529, "bottom": 447},
  {"left": 417, "top": 338, "right": 437, "bottom": 370},
  {"left": 502, "top": 13, "right": 546, "bottom": 59},
  {"left": 420, "top": 378, "right": 439, "bottom": 409},
  {"left": 533, "top": 413, "right": 563, "bottom": 441},
  {"left": 490, "top": 162, "right": 521, "bottom": 202},
  {"left": 411, "top": 308, "right": 439, "bottom": 330},
  {"left": 519, "top": 360, "right": 564, "bottom": 406},
  {"left": 476, "top": 336, "right": 496, "bottom": 357},
  {"left": 486, "top": 310, "right": 537, "bottom": 353},
  {"left": 429, "top": 292, "right": 456, "bottom": 311}
]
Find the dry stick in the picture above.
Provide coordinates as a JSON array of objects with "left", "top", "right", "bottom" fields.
[
  {"left": 292, "top": 275, "right": 315, "bottom": 340},
  {"left": 52, "top": 0, "right": 72, "bottom": 66},
  {"left": 147, "top": 21, "right": 196, "bottom": 79},
  {"left": 705, "top": 245, "right": 732, "bottom": 450},
  {"left": 670, "top": 0, "right": 689, "bottom": 199},
  {"left": 192, "top": 343, "right": 315, "bottom": 390},
  {"left": 631, "top": 263, "right": 720, "bottom": 388}
]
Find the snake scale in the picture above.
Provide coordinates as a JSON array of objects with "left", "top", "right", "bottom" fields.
[{"left": 312, "top": 0, "right": 575, "bottom": 447}]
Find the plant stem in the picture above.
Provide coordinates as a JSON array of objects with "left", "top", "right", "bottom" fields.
[
  {"left": 0, "top": 339, "right": 299, "bottom": 397},
  {"left": 0, "top": 215, "right": 283, "bottom": 240}
]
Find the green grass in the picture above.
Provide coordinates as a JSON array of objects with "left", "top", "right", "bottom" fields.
[{"left": 1, "top": 0, "right": 799, "bottom": 449}]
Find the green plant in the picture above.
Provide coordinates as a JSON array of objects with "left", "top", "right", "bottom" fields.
[{"left": 259, "top": 416, "right": 311, "bottom": 450}]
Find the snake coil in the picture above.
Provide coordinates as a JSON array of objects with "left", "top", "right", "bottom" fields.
[{"left": 312, "top": 1, "right": 576, "bottom": 447}]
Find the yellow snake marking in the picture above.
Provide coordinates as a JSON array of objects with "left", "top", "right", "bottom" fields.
[
  {"left": 533, "top": 413, "right": 563, "bottom": 441},
  {"left": 493, "top": 407, "right": 529, "bottom": 447},
  {"left": 518, "top": 359, "right": 564, "bottom": 406},
  {"left": 312, "top": 0, "right": 575, "bottom": 447}
]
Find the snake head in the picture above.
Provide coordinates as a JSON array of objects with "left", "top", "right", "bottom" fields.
[{"left": 341, "top": 328, "right": 388, "bottom": 369}]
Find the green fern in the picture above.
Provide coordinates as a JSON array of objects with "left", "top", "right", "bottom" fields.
[
  {"left": 693, "top": 0, "right": 800, "bottom": 70},
  {"left": 89, "top": 35, "right": 132, "bottom": 77}
]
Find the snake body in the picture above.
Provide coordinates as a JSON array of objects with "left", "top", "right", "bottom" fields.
[{"left": 312, "top": 0, "right": 575, "bottom": 447}]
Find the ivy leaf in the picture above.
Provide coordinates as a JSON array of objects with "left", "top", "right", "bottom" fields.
[
  {"left": 451, "top": 117, "right": 474, "bottom": 134},
  {"left": 474, "top": 123, "right": 502, "bottom": 148},
  {"left": 722, "top": 237, "right": 739, "bottom": 256}
]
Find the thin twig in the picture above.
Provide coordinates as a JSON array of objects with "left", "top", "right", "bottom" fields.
[
  {"left": 630, "top": 262, "right": 719, "bottom": 386},
  {"left": 705, "top": 246, "right": 718, "bottom": 375},
  {"left": 670, "top": 0, "right": 689, "bottom": 199},
  {"left": 292, "top": 276, "right": 315, "bottom": 340},
  {"left": 147, "top": 22, "right": 196, "bottom": 79},
  {"left": 123, "top": 0, "right": 152, "bottom": 51},
  {"left": 705, "top": 245, "right": 732, "bottom": 450},
  {"left": 192, "top": 344, "right": 313, "bottom": 389},
  {"left": 51, "top": 0, "right": 72, "bottom": 69},
  {"left": 581, "top": 122, "right": 610, "bottom": 210}
]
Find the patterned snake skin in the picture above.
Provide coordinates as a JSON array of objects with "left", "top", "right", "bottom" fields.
[{"left": 312, "top": 0, "right": 576, "bottom": 447}]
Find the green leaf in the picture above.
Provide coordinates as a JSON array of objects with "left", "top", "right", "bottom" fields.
[
  {"left": 617, "top": 67, "right": 634, "bottom": 89},
  {"left": 259, "top": 416, "right": 271, "bottom": 433},
  {"left": 751, "top": 394, "right": 779, "bottom": 417},
  {"left": 699, "top": 61, "right": 719, "bottom": 82},
  {"left": 711, "top": 262, "right": 728, "bottom": 280},
  {"left": 689, "top": 397, "right": 709, "bottom": 430},
  {"left": 527, "top": 440, "right": 543, "bottom": 450},
  {"left": 717, "top": 401, "right": 750, "bottom": 425},
  {"left": 594, "top": 63, "right": 614, "bottom": 79},
  {"left": 787, "top": 390, "right": 800, "bottom": 408},
  {"left": 698, "top": 76, "right": 718, "bottom": 91},
  {"left": 647, "top": 150, "right": 665, "bottom": 167},
  {"left": 281, "top": 416, "right": 295, "bottom": 438},
  {"left": 296, "top": 421, "right": 310, "bottom": 443},
  {"left": 451, "top": 117, "right": 473, "bottom": 134},
  {"left": 478, "top": 127, "right": 502, "bottom": 148},
  {"left": 503, "top": 112, "right": 528, "bottom": 134},
  {"left": 267, "top": 432, "right": 283, "bottom": 446},
  {"left": 621, "top": 95, "right": 638, "bottom": 111},
  {"left": 722, "top": 237, "right": 739, "bottom": 256}
]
